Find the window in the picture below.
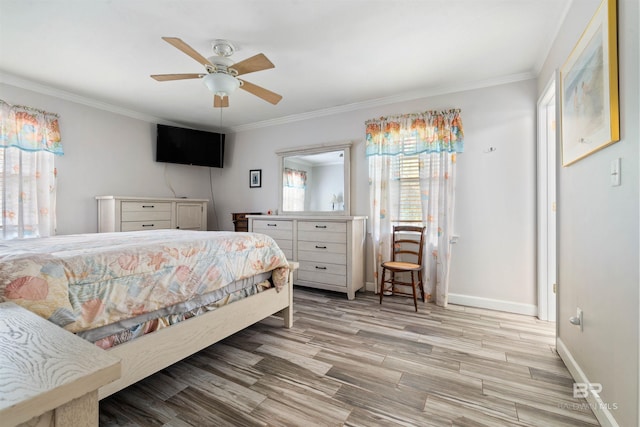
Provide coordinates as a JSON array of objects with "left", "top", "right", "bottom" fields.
[
  {"left": 282, "top": 168, "right": 307, "bottom": 212},
  {"left": 0, "top": 147, "right": 57, "bottom": 239},
  {"left": 0, "top": 101, "right": 63, "bottom": 239},
  {"left": 392, "top": 138, "right": 422, "bottom": 224}
]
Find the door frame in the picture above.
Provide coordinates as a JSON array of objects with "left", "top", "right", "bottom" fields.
[{"left": 536, "top": 74, "right": 558, "bottom": 322}]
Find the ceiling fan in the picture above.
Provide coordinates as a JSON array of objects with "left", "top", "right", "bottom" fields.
[{"left": 151, "top": 37, "right": 282, "bottom": 108}]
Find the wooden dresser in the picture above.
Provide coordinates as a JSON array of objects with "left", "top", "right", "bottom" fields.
[
  {"left": 232, "top": 212, "right": 262, "bottom": 232},
  {"left": 249, "top": 215, "right": 366, "bottom": 300},
  {"left": 96, "top": 196, "right": 208, "bottom": 232}
]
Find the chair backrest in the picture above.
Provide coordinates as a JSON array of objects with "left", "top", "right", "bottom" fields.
[{"left": 391, "top": 225, "right": 426, "bottom": 266}]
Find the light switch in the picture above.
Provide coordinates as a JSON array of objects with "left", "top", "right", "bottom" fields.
[{"left": 611, "top": 158, "right": 621, "bottom": 187}]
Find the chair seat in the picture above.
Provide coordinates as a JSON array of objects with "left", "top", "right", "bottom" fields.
[{"left": 381, "top": 261, "right": 421, "bottom": 272}]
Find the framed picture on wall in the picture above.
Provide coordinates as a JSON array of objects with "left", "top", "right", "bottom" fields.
[
  {"left": 560, "top": 0, "right": 619, "bottom": 166},
  {"left": 249, "top": 169, "right": 262, "bottom": 188}
]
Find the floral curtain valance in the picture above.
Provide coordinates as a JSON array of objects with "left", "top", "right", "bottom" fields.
[
  {"left": 0, "top": 100, "right": 64, "bottom": 155},
  {"left": 365, "top": 109, "right": 464, "bottom": 157},
  {"left": 283, "top": 168, "right": 307, "bottom": 189}
]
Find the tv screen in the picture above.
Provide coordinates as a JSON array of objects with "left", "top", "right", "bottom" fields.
[{"left": 156, "top": 124, "right": 225, "bottom": 168}]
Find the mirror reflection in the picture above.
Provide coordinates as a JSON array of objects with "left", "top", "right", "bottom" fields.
[{"left": 282, "top": 150, "right": 345, "bottom": 213}]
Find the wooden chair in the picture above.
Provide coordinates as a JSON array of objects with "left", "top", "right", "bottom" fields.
[{"left": 379, "top": 225, "right": 426, "bottom": 312}]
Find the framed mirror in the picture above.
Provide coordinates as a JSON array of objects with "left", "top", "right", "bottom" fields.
[{"left": 277, "top": 142, "right": 351, "bottom": 216}]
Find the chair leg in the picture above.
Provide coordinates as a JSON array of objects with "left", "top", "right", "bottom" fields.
[
  {"left": 419, "top": 270, "right": 425, "bottom": 302},
  {"left": 379, "top": 268, "right": 385, "bottom": 305},
  {"left": 411, "top": 271, "right": 418, "bottom": 312},
  {"left": 390, "top": 272, "right": 396, "bottom": 295}
]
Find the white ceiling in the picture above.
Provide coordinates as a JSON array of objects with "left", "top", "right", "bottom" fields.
[{"left": 0, "top": 0, "right": 571, "bottom": 132}]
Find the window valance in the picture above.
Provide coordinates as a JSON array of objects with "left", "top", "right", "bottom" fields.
[
  {"left": 0, "top": 100, "right": 64, "bottom": 155},
  {"left": 283, "top": 168, "right": 307, "bottom": 189},
  {"left": 365, "top": 109, "right": 463, "bottom": 157}
]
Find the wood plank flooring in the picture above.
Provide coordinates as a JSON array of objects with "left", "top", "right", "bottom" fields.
[{"left": 99, "top": 288, "right": 600, "bottom": 426}]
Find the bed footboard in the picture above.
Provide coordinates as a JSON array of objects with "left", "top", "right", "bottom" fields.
[
  {"left": 0, "top": 303, "right": 120, "bottom": 426},
  {"left": 99, "top": 261, "right": 297, "bottom": 400}
]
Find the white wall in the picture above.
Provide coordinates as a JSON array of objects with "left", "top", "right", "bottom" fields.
[
  {"left": 213, "top": 79, "right": 538, "bottom": 311},
  {"left": 1, "top": 76, "right": 538, "bottom": 314},
  {"left": 310, "top": 164, "right": 343, "bottom": 211},
  {"left": 538, "top": 0, "right": 639, "bottom": 425},
  {"left": 0, "top": 83, "right": 221, "bottom": 233}
]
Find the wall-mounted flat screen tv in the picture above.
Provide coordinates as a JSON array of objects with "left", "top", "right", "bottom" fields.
[{"left": 156, "top": 124, "right": 225, "bottom": 168}]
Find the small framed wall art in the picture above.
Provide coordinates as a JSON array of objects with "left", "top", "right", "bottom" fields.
[
  {"left": 249, "top": 169, "right": 262, "bottom": 188},
  {"left": 560, "top": 0, "right": 619, "bottom": 166}
]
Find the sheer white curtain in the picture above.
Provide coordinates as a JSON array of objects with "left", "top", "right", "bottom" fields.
[
  {"left": 282, "top": 167, "right": 307, "bottom": 212},
  {"left": 0, "top": 100, "right": 63, "bottom": 239},
  {"left": 366, "top": 110, "right": 464, "bottom": 307}
]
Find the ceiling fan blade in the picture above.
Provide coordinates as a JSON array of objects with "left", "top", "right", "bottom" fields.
[
  {"left": 232, "top": 53, "right": 275, "bottom": 76},
  {"left": 162, "top": 37, "right": 213, "bottom": 68},
  {"left": 151, "top": 73, "right": 202, "bottom": 81},
  {"left": 239, "top": 79, "right": 282, "bottom": 105},
  {"left": 214, "top": 95, "right": 229, "bottom": 108}
]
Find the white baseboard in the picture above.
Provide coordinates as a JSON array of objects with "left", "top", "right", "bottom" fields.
[
  {"left": 365, "top": 285, "right": 537, "bottom": 317},
  {"left": 447, "top": 293, "right": 538, "bottom": 316},
  {"left": 366, "top": 281, "right": 376, "bottom": 292},
  {"left": 556, "top": 338, "right": 619, "bottom": 427}
]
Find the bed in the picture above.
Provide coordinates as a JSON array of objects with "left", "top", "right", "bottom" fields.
[{"left": 0, "top": 229, "right": 295, "bottom": 400}]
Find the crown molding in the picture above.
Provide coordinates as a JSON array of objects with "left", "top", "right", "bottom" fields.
[
  {"left": 0, "top": 71, "right": 186, "bottom": 128},
  {"left": 231, "top": 71, "right": 536, "bottom": 132},
  {"left": 1, "top": 69, "right": 536, "bottom": 134}
]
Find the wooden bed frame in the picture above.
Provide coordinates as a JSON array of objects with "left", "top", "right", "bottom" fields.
[
  {"left": 1, "top": 263, "right": 296, "bottom": 426},
  {"left": 99, "top": 262, "right": 296, "bottom": 399}
]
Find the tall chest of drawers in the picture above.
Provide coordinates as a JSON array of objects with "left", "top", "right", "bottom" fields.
[
  {"left": 248, "top": 215, "right": 366, "bottom": 300},
  {"left": 96, "top": 196, "right": 208, "bottom": 232}
]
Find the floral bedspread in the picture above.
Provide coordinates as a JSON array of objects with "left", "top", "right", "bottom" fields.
[{"left": 0, "top": 230, "right": 289, "bottom": 333}]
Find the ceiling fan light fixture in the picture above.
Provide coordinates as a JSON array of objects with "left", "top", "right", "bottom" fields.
[{"left": 202, "top": 72, "right": 240, "bottom": 96}]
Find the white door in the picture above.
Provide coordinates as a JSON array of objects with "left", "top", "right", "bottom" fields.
[{"left": 537, "top": 76, "right": 558, "bottom": 322}]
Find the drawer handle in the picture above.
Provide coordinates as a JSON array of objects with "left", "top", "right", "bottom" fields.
[
  {"left": 142, "top": 205, "right": 155, "bottom": 208},
  {"left": 267, "top": 223, "right": 277, "bottom": 227},
  {"left": 315, "top": 225, "right": 327, "bottom": 229},
  {"left": 142, "top": 224, "right": 154, "bottom": 227},
  {"left": 315, "top": 245, "right": 327, "bottom": 249},
  {"left": 315, "top": 266, "right": 327, "bottom": 270}
]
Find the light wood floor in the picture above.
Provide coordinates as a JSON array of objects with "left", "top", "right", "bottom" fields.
[{"left": 99, "top": 288, "right": 600, "bottom": 426}]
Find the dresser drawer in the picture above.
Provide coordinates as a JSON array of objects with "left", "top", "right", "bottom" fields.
[
  {"left": 298, "top": 221, "right": 346, "bottom": 233},
  {"left": 298, "top": 250, "right": 346, "bottom": 265},
  {"left": 252, "top": 219, "right": 293, "bottom": 259},
  {"left": 121, "top": 220, "right": 172, "bottom": 231},
  {"left": 297, "top": 241, "right": 347, "bottom": 265},
  {"left": 298, "top": 261, "right": 346, "bottom": 286},
  {"left": 252, "top": 219, "right": 293, "bottom": 232},
  {"left": 298, "top": 221, "right": 346, "bottom": 243},
  {"left": 274, "top": 240, "right": 293, "bottom": 259},
  {"left": 252, "top": 220, "right": 293, "bottom": 240},
  {"left": 121, "top": 202, "right": 172, "bottom": 222},
  {"left": 298, "top": 241, "right": 346, "bottom": 254},
  {"left": 121, "top": 201, "right": 172, "bottom": 212},
  {"left": 298, "top": 230, "right": 346, "bottom": 243}
]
